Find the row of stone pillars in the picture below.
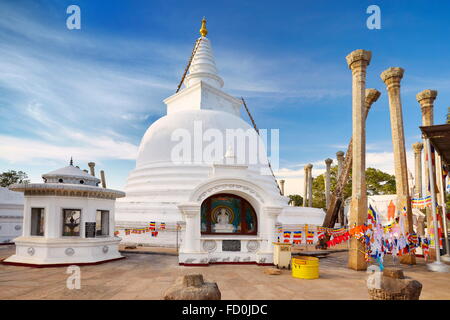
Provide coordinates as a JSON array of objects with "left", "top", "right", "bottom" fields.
[
  {"left": 345, "top": 48, "right": 420, "bottom": 270},
  {"left": 281, "top": 155, "right": 341, "bottom": 211},
  {"left": 412, "top": 89, "right": 449, "bottom": 261},
  {"left": 279, "top": 50, "right": 445, "bottom": 270}
]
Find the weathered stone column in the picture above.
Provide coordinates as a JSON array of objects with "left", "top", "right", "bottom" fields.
[
  {"left": 417, "top": 90, "right": 437, "bottom": 196},
  {"left": 365, "top": 88, "right": 381, "bottom": 117},
  {"left": 88, "top": 162, "right": 95, "bottom": 177},
  {"left": 381, "top": 67, "right": 416, "bottom": 265},
  {"left": 417, "top": 90, "right": 436, "bottom": 127},
  {"left": 346, "top": 49, "right": 371, "bottom": 271},
  {"left": 412, "top": 142, "right": 423, "bottom": 197},
  {"left": 336, "top": 151, "right": 345, "bottom": 225},
  {"left": 303, "top": 165, "right": 309, "bottom": 207},
  {"left": 307, "top": 164, "right": 313, "bottom": 207},
  {"left": 324, "top": 158, "right": 333, "bottom": 209},
  {"left": 279, "top": 179, "right": 285, "bottom": 196},
  {"left": 336, "top": 151, "right": 345, "bottom": 177},
  {"left": 100, "top": 170, "right": 107, "bottom": 188},
  {"left": 416, "top": 89, "right": 437, "bottom": 259}
]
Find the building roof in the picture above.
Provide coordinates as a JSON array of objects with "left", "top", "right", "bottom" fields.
[
  {"left": 0, "top": 186, "right": 24, "bottom": 204},
  {"left": 42, "top": 165, "right": 100, "bottom": 184},
  {"left": 420, "top": 123, "right": 450, "bottom": 165}
]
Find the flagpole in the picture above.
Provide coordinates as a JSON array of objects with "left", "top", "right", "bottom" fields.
[
  {"left": 176, "top": 222, "right": 179, "bottom": 255},
  {"left": 425, "top": 139, "right": 449, "bottom": 271},
  {"left": 437, "top": 154, "right": 450, "bottom": 262}
]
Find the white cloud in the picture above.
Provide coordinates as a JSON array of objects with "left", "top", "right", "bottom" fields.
[{"left": 0, "top": 134, "right": 138, "bottom": 164}]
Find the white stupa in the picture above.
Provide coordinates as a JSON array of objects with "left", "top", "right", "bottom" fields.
[{"left": 116, "top": 19, "right": 324, "bottom": 265}]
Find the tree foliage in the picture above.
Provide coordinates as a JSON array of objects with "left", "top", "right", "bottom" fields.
[
  {"left": 0, "top": 170, "right": 29, "bottom": 187},
  {"left": 288, "top": 194, "right": 303, "bottom": 206},
  {"left": 311, "top": 166, "right": 396, "bottom": 209}
]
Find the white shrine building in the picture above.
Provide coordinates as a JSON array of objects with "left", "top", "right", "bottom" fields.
[
  {"left": 115, "top": 19, "right": 324, "bottom": 266},
  {"left": 3, "top": 161, "right": 125, "bottom": 266}
]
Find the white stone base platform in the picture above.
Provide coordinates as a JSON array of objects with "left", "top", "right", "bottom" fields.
[{"left": 2, "top": 236, "right": 123, "bottom": 267}]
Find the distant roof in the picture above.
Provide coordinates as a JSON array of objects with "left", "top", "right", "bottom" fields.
[
  {"left": 420, "top": 124, "right": 450, "bottom": 165},
  {"left": 0, "top": 186, "right": 24, "bottom": 204}
]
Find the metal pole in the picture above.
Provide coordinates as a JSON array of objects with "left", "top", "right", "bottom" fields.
[
  {"left": 176, "top": 222, "right": 179, "bottom": 255},
  {"left": 437, "top": 155, "right": 450, "bottom": 261},
  {"left": 425, "top": 138, "right": 449, "bottom": 271}
]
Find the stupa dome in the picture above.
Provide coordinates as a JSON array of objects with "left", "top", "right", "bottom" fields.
[{"left": 136, "top": 109, "right": 268, "bottom": 167}]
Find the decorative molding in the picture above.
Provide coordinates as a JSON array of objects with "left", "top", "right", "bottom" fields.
[
  {"left": 196, "top": 183, "right": 264, "bottom": 204},
  {"left": 65, "top": 248, "right": 75, "bottom": 256},
  {"left": 263, "top": 206, "right": 283, "bottom": 217},
  {"left": 102, "top": 246, "right": 109, "bottom": 254}
]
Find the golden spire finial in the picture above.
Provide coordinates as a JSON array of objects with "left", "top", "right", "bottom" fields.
[{"left": 199, "top": 17, "right": 208, "bottom": 37}]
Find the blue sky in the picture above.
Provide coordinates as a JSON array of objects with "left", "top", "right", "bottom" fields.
[{"left": 0, "top": 0, "right": 449, "bottom": 195}]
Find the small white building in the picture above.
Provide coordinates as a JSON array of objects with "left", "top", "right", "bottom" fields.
[
  {"left": 3, "top": 162, "right": 125, "bottom": 266},
  {"left": 0, "top": 187, "right": 24, "bottom": 243}
]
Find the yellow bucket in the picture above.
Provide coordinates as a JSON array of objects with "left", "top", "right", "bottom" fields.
[{"left": 292, "top": 256, "right": 319, "bottom": 279}]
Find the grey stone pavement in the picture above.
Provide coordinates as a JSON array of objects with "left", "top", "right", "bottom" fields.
[{"left": 0, "top": 245, "right": 449, "bottom": 300}]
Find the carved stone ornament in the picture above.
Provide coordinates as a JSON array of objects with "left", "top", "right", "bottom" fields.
[
  {"left": 246, "top": 240, "right": 259, "bottom": 252},
  {"left": 27, "top": 247, "right": 35, "bottom": 256},
  {"left": 202, "top": 240, "right": 217, "bottom": 253}
]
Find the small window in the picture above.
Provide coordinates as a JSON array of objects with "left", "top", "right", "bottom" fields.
[
  {"left": 62, "top": 209, "right": 81, "bottom": 236},
  {"left": 79, "top": 180, "right": 84, "bottom": 184},
  {"left": 58, "top": 178, "right": 63, "bottom": 183},
  {"left": 96, "top": 210, "right": 109, "bottom": 236},
  {"left": 31, "top": 208, "right": 45, "bottom": 236}
]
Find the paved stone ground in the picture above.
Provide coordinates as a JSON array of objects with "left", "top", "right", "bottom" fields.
[{"left": 0, "top": 245, "right": 449, "bottom": 300}]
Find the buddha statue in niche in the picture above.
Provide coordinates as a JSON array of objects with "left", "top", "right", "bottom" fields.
[{"left": 213, "top": 207, "right": 235, "bottom": 233}]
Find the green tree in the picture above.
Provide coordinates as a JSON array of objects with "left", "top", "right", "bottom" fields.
[
  {"left": 0, "top": 170, "right": 29, "bottom": 187},
  {"left": 288, "top": 194, "right": 303, "bottom": 206},
  {"left": 365, "top": 167, "right": 396, "bottom": 195},
  {"left": 311, "top": 166, "right": 396, "bottom": 209}
]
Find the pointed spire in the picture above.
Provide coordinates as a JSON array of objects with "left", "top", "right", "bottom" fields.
[
  {"left": 199, "top": 17, "right": 208, "bottom": 37},
  {"left": 184, "top": 19, "right": 224, "bottom": 89},
  {"left": 69, "top": 157, "right": 73, "bottom": 166}
]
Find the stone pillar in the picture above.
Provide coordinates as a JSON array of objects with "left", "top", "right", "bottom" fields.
[
  {"left": 336, "top": 151, "right": 345, "bottom": 225},
  {"left": 416, "top": 89, "right": 437, "bottom": 259},
  {"left": 324, "top": 158, "right": 333, "bottom": 209},
  {"left": 346, "top": 49, "right": 371, "bottom": 271},
  {"left": 336, "top": 151, "right": 345, "bottom": 177},
  {"left": 100, "top": 170, "right": 106, "bottom": 188},
  {"left": 88, "top": 162, "right": 95, "bottom": 177},
  {"left": 303, "top": 165, "right": 309, "bottom": 207},
  {"left": 412, "top": 142, "right": 423, "bottom": 197},
  {"left": 279, "top": 179, "right": 285, "bottom": 196},
  {"left": 381, "top": 67, "right": 415, "bottom": 265},
  {"left": 365, "top": 88, "right": 381, "bottom": 118},
  {"left": 417, "top": 90, "right": 437, "bottom": 196},
  {"left": 307, "top": 164, "right": 313, "bottom": 207}
]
